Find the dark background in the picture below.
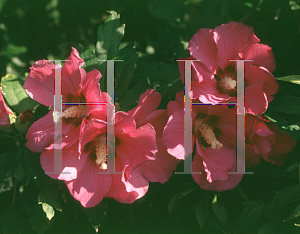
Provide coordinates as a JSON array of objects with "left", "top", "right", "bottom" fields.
[{"left": 0, "top": 0, "right": 300, "bottom": 233}]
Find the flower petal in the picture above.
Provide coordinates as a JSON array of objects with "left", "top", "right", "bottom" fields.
[
  {"left": 127, "top": 89, "right": 161, "bottom": 126},
  {"left": 24, "top": 60, "right": 55, "bottom": 107},
  {"left": 214, "top": 22, "right": 260, "bottom": 69}
]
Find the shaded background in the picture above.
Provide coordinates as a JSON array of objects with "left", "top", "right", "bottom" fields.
[{"left": 0, "top": 0, "right": 300, "bottom": 233}]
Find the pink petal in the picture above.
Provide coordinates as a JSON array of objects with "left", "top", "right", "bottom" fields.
[
  {"left": 193, "top": 80, "right": 230, "bottom": 103},
  {"left": 114, "top": 111, "right": 136, "bottom": 134},
  {"left": 137, "top": 109, "right": 168, "bottom": 136},
  {"left": 245, "top": 64, "right": 278, "bottom": 104},
  {"left": 79, "top": 118, "right": 107, "bottom": 153},
  {"left": 40, "top": 143, "right": 87, "bottom": 181},
  {"left": 0, "top": 88, "right": 11, "bottom": 126},
  {"left": 192, "top": 151, "right": 243, "bottom": 191},
  {"left": 61, "top": 48, "right": 86, "bottom": 98},
  {"left": 116, "top": 123, "right": 157, "bottom": 180},
  {"left": 196, "top": 141, "right": 235, "bottom": 182},
  {"left": 25, "top": 111, "right": 56, "bottom": 152},
  {"left": 105, "top": 167, "right": 149, "bottom": 203},
  {"left": 188, "top": 28, "right": 218, "bottom": 73},
  {"left": 66, "top": 161, "right": 112, "bottom": 208},
  {"left": 245, "top": 81, "right": 268, "bottom": 115},
  {"left": 167, "top": 91, "right": 184, "bottom": 116},
  {"left": 139, "top": 137, "right": 179, "bottom": 183},
  {"left": 214, "top": 22, "right": 260, "bottom": 69},
  {"left": 163, "top": 109, "right": 185, "bottom": 159},
  {"left": 24, "top": 60, "right": 55, "bottom": 107},
  {"left": 127, "top": 89, "right": 161, "bottom": 126},
  {"left": 245, "top": 143, "right": 261, "bottom": 168},
  {"left": 240, "top": 43, "right": 276, "bottom": 72}
]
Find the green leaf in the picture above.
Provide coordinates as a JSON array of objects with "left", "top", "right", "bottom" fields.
[
  {"left": 195, "top": 192, "right": 211, "bottom": 229},
  {"left": 0, "top": 205, "right": 26, "bottom": 234},
  {"left": 118, "top": 79, "right": 151, "bottom": 112},
  {"left": 21, "top": 188, "right": 49, "bottom": 234},
  {"left": 1, "top": 74, "right": 38, "bottom": 115},
  {"left": 168, "top": 187, "right": 195, "bottom": 215},
  {"left": 131, "top": 62, "right": 183, "bottom": 106},
  {"left": 235, "top": 201, "right": 264, "bottom": 234},
  {"left": 114, "top": 42, "right": 139, "bottom": 99},
  {"left": 13, "top": 145, "right": 39, "bottom": 185},
  {"left": 1, "top": 44, "right": 27, "bottom": 57},
  {"left": 211, "top": 194, "right": 229, "bottom": 230},
  {"left": 0, "top": 151, "right": 15, "bottom": 183},
  {"left": 276, "top": 75, "right": 300, "bottom": 85},
  {"left": 96, "top": 11, "right": 124, "bottom": 61},
  {"left": 42, "top": 203, "right": 55, "bottom": 221},
  {"left": 271, "top": 185, "right": 300, "bottom": 211},
  {"left": 284, "top": 203, "right": 300, "bottom": 221},
  {"left": 230, "top": 184, "right": 248, "bottom": 201},
  {"left": 78, "top": 44, "right": 103, "bottom": 74},
  {"left": 264, "top": 110, "right": 300, "bottom": 140},
  {"left": 38, "top": 175, "right": 62, "bottom": 212},
  {"left": 270, "top": 96, "right": 300, "bottom": 114}
]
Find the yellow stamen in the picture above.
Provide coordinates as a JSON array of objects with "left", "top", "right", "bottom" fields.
[
  {"left": 95, "top": 135, "right": 107, "bottom": 170},
  {"left": 62, "top": 105, "right": 87, "bottom": 118},
  {"left": 223, "top": 77, "right": 236, "bottom": 90},
  {"left": 195, "top": 120, "right": 223, "bottom": 149}
]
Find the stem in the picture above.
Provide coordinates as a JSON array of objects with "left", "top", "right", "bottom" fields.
[{"left": 12, "top": 179, "right": 17, "bottom": 205}]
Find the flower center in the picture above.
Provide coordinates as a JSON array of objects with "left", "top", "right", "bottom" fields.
[
  {"left": 223, "top": 76, "right": 236, "bottom": 90},
  {"left": 195, "top": 119, "right": 223, "bottom": 149},
  {"left": 94, "top": 135, "right": 107, "bottom": 170},
  {"left": 62, "top": 105, "right": 87, "bottom": 119}
]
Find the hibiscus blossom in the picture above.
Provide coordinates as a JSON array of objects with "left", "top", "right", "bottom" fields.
[
  {"left": 163, "top": 91, "right": 243, "bottom": 191},
  {"left": 24, "top": 47, "right": 111, "bottom": 152},
  {"left": 0, "top": 86, "right": 12, "bottom": 126},
  {"left": 245, "top": 114, "right": 297, "bottom": 167},
  {"left": 181, "top": 21, "right": 278, "bottom": 115},
  {"left": 41, "top": 90, "right": 178, "bottom": 207}
]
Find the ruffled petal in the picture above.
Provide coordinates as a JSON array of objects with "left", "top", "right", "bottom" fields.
[
  {"left": 214, "top": 22, "right": 259, "bottom": 69},
  {"left": 66, "top": 161, "right": 112, "bottom": 208},
  {"left": 240, "top": 43, "right": 276, "bottom": 72},
  {"left": 116, "top": 123, "right": 157, "bottom": 180},
  {"left": 188, "top": 28, "right": 218, "bottom": 73},
  {"left": 61, "top": 47, "right": 86, "bottom": 98},
  {"left": 105, "top": 167, "right": 149, "bottom": 203},
  {"left": 127, "top": 89, "right": 161, "bottom": 126},
  {"left": 24, "top": 60, "right": 55, "bottom": 107},
  {"left": 139, "top": 137, "right": 179, "bottom": 183},
  {"left": 192, "top": 151, "right": 243, "bottom": 191},
  {"left": 40, "top": 143, "right": 87, "bottom": 181}
]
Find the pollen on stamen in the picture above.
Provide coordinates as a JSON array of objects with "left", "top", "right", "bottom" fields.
[
  {"left": 197, "top": 122, "right": 223, "bottom": 149},
  {"left": 223, "top": 77, "right": 237, "bottom": 90},
  {"left": 62, "top": 105, "right": 87, "bottom": 118},
  {"left": 95, "top": 135, "right": 107, "bottom": 170}
]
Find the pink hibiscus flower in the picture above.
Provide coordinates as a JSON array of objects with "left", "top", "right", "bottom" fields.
[
  {"left": 41, "top": 90, "right": 178, "bottom": 207},
  {"left": 245, "top": 114, "right": 297, "bottom": 167},
  {"left": 0, "top": 87, "right": 12, "bottom": 126},
  {"left": 163, "top": 91, "right": 243, "bottom": 191},
  {"left": 24, "top": 47, "right": 111, "bottom": 152},
  {"left": 180, "top": 21, "right": 278, "bottom": 115}
]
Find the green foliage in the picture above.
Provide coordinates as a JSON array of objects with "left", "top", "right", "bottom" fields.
[{"left": 1, "top": 74, "right": 38, "bottom": 115}]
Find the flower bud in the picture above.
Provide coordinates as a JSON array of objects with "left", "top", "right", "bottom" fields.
[{"left": 15, "top": 109, "right": 34, "bottom": 133}]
